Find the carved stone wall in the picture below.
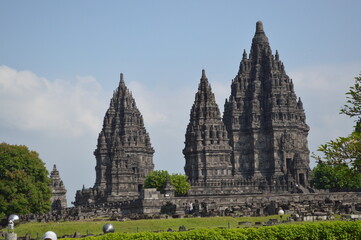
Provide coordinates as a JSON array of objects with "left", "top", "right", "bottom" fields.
[{"left": 24, "top": 191, "right": 361, "bottom": 223}]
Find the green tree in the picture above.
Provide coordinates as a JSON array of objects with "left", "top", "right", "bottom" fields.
[
  {"left": 315, "top": 133, "right": 361, "bottom": 173},
  {"left": 170, "top": 174, "right": 190, "bottom": 196},
  {"left": 0, "top": 143, "right": 51, "bottom": 219},
  {"left": 311, "top": 162, "right": 361, "bottom": 191},
  {"left": 144, "top": 170, "right": 190, "bottom": 196},
  {"left": 144, "top": 170, "right": 169, "bottom": 193},
  {"left": 312, "top": 73, "right": 361, "bottom": 190}
]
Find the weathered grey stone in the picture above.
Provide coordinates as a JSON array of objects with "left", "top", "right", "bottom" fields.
[
  {"left": 223, "top": 21, "right": 310, "bottom": 189},
  {"left": 74, "top": 73, "right": 154, "bottom": 205},
  {"left": 180, "top": 21, "right": 311, "bottom": 196},
  {"left": 47, "top": 21, "right": 359, "bottom": 222},
  {"left": 183, "top": 69, "right": 233, "bottom": 183},
  {"left": 50, "top": 164, "right": 67, "bottom": 210}
]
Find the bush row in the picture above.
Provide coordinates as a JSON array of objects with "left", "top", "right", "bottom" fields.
[{"left": 77, "top": 221, "right": 361, "bottom": 240}]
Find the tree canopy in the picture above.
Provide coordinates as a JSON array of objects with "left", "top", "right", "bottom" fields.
[
  {"left": 144, "top": 170, "right": 190, "bottom": 196},
  {"left": 315, "top": 133, "right": 361, "bottom": 173},
  {"left": 144, "top": 170, "right": 169, "bottom": 192},
  {"left": 0, "top": 143, "right": 51, "bottom": 219},
  {"left": 311, "top": 162, "right": 361, "bottom": 191},
  {"left": 312, "top": 73, "right": 361, "bottom": 190},
  {"left": 169, "top": 174, "right": 190, "bottom": 196}
]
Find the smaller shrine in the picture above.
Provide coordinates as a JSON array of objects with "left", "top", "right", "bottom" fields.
[{"left": 49, "top": 164, "right": 67, "bottom": 210}]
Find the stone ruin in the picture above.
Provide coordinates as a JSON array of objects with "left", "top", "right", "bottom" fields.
[
  {"left": 49, "top": 164, "right": 67, "bottom": 210},
  {"left": 20, "top": 190, "right": 361, "bottom": 224},
  {"left": 46, "top": 21, "right": 360, "bottom": 220},
  {"left": 74, "top": 73, "right": 154, "bottom": 206},
  {"left": 182, "top": 22, "right": 311, "bottom": 196}
]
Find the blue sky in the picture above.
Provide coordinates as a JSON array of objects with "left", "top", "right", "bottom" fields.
[{"left": 1, "top": 1, "right": 360, "bottom": 204}]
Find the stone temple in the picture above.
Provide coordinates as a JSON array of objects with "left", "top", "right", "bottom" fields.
[
  {"left": 75, "top": 21, "right": 310, "bottom": 206},
  {"left": 34, "top": 22, "right": 360, "bottom": 221},
  {"left": 224, "top": 21, "right": 310, "bottom": 187},
  {"left": 75, "top": 74, "right": 154, "bottom": 205},
  {"left": 49, "top": 164, "right": 67, "bottom": 210},
  {"left": 69, "top": 22, "right": 360, "bottom": 217},
  {"left": 183, "top": 21, "right": 310, "bottom": 196},
  {"left": 183, "top": 69, "right": 233, "bottom": 183}
]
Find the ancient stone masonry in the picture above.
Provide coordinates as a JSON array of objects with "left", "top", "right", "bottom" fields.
[
  {"left": 223, "top": 21, "right": 311, "bottom": 191},
  {"left": 74, "top": 74, "right": 154, "bottom": 205},
  {"left": 49, "top": 164, "right": 67, "bottom": 210},
  {"left": 183, "top": 70, "right": 233, "bottom": 184},
  {"left": 62, "top": 21, "right": 361, "bottom": 220},
  {"left": 25, "top": 191, "right": 361, "bottom": 223},
  {"left": 17, "top": 22, "right": 360, "bottom": 225}
]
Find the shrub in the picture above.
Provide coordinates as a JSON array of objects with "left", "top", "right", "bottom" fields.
[{"left": 76, "top": 221, "right": 361, "bottom": 240}]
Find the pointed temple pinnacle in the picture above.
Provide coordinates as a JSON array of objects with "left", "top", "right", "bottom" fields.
[
  {"left": 243, "top": 49, "right": 247, "bottom": 59},
  {"left": 119, "top": 73, "right": 125, "bottom": 87},
  {"left": 201, "top": 69, "right": 207, "bottom": 79},
  {"left": 256, "top": 21, "right": 264, "bottom": 33},
  {"left": 251, "top": 21, "right": 269, "bottom": 50}
]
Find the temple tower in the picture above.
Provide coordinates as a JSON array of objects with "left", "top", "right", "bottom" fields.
[
  {"left": 93, "top": 73, "right": 154, "bottom": 202},
  {"left": 49, "top": 164, "right": 67, "bottom": 210},
  {"left": 223, "top": 21, "right": 310, "bottom": 188},
  {"left": 184, "top": 70, "right": 233, "bottom": 183}
]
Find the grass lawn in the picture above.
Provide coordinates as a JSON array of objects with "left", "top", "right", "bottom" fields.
[{"left": 1, "top": 215, "right": 288, "bottom": 237}]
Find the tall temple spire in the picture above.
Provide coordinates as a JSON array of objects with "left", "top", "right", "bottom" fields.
[
  {"left": 184, "top": 70, "right": 232, "bottom": 183},
  {"left": 78, "top": 73, "right": 155, "bottom": 203},
  {"left": 224, "top": 21, "right": 310, "bottom": 190}
]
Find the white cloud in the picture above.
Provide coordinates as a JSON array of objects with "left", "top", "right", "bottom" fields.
[
  {"left": 0, "top": 65, "right": 106, "bottom": 137},
  {"left": 0, "top": 65, "right": 109, "bottom": 205}
]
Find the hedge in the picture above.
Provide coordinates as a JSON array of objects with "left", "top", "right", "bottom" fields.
[{"left": 76, "top": 221, "right": 361, "bottom": 240}]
